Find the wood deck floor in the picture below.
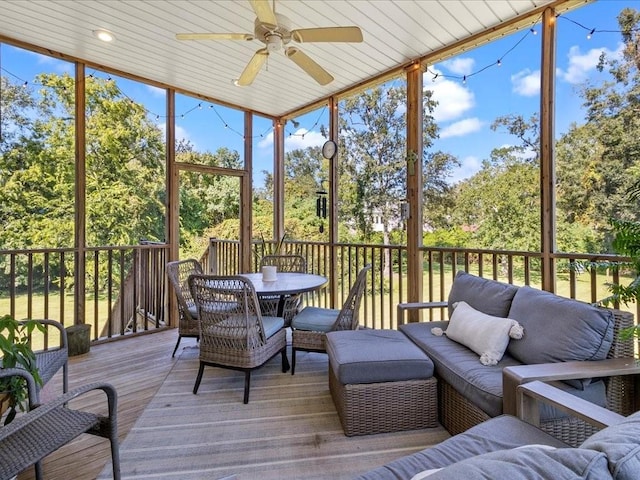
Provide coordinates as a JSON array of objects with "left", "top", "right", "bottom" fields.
[
  {"left": 17, "top": 329, "right": 182, "bottom": 480},
  {"left": 15, "top": 329, "right": 449, "bottom": 480}
]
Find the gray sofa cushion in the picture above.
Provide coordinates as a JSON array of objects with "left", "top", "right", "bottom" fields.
[
  {"left": 326, "top": 329, "right": 434, "bottom": 385},
  {"left": 580, "top": 410, "right": 640, "bottom": 480},
  {"left": 401, "top": 322, "right": 607, "bottom": 420},
  {"left": 423, "top": 446, "right": 612, "bottom": 480},
  {"left": 354, "top": 415, "right": 568, "bottom": 480},
  {"left": 401, "top": 321, "right": 520, "bottom": 417},
  {"left": 506, "top": 286, "right": 614, "bottom": 365},
  {"left": 447, "top": 271, "right": 518, "bottom": 318}
]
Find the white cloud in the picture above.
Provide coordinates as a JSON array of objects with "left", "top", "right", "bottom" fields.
[
  {"left": 424, "top": 68, "right": 475, "bottom": 122},
  {"left": 258, "top": 128, "right": 325, "bottom": 150},
  {"left": 146, "top": 85, "right": 165, "bottom": 97},
  {"left": 511, "top": 69, "right": 540, "bottom": 97},
  {"left": 257, "top": 130, "right": 273, "bottom": 149},
  {"left": 558, "top": 44, "right": 623, "bottom": 84},
  {"left": 442, "top": 57, "right": 475, "bottom": 76},
  {"left": 450, "top": 155, "right": 482, "bottom": 183},
  {"left": 439, "top": 118, "right": 483, "bottom": 139},
  {"left": 158, "top": 123, "right": 193, "bottom": 147}
]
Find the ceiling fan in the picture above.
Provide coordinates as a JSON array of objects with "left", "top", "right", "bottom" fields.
[{"left": 175, "top": 0, "right": 363, "bottom": 86}]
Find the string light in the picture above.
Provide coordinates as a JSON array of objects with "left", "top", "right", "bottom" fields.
[{"left": 2, "top": 8, "right": 637, "bottom": 144}]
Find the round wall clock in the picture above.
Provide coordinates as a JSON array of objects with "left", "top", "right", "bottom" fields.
[{"left": 322, "top": 140, "right": 337, "bottom": 159}]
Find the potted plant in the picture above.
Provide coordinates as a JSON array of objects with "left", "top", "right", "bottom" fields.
[{"left": 0, "top": 315, "right": 44, "bottom": 425}]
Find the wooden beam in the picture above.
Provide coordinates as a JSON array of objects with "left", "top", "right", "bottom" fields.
[
  {"left": 0, "top": 34, "right": 279, "bottom": 121},
  {"left": 74, "top": 62, "right": 86, "bottom": 326},
  {"left": 241, "top": 112, "right": 253, "bottom": 273},
  {"left": 329, "top": 97, "right": 339, "bottom": 309},
  {"left": 166, "top": 89, "right": 178, "bottom": 327},
  {"left": 273, "top": 120, "right": 285, "bottom": 241},
  {"left": 540, "top": 8, "right": 557, "bottom": 293},
  {"left": 280, "top": 0, "right": 590, "bottom": 119},
  {"left": 405, "top": 62, "right": 424, "bottom": 322}
]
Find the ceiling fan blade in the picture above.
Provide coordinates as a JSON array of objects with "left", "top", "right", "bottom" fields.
[
  {"left": 285, "top": 47, "right": 333, "bottom": 86},
  {"left": 176, "top": 33, "right": 253, "bottom": 41},
  {"left": 291, "top": 26, "right": 363, "bottom": 43},
  {"left": 249, "top": 0, "right": 277, "bottom": 27},
  {"left": 237, "top": 48, "right": 269, "bottom": 86}
]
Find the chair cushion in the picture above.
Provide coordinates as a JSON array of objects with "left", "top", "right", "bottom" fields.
[
  {"left": 354, "top": 415, "right": 568, "bottom": 480},
  {"left": 580, "top": 410, "right": 640, "bottom": 480},
  {"left": 261, "top": 316, "right": 285, "bottom": 338},
  {"left": 291, "top": 306, "right": 340, "bottom": 332},
  {"left": 326, "top": 329, "right": 434, "bottom": 384},
  {"left": 506, "top": 286, "right": 614, "bottom": 365},
  {"left": 422, "top": 446, "right": 612, "bottom": 480},
  {"left": 444, "top": 301, "right": 523, "bottom": 366},
  {"left": 448, "top": 271, "right": 518, "bottom": 318}
]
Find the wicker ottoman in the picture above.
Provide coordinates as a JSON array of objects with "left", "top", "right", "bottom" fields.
[{"left": 326, "top": 329, "right": 438, "bottom": 436}]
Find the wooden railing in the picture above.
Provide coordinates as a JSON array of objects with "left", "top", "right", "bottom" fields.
[
  {"left": 2, "top": 238, "right": 636, "bottom": 346},
  {"left": 0, "top": 242, "right": 169, "bottom": 344},
  {"left": 208, "top": 238, "right": 639, "bottom": 330}
]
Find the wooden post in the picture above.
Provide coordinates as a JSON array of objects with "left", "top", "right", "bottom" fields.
[
  {"left": 329, "top": 97, "right": 339, "bottom": 308},
  {"left": 405, "top": 62, "right": 424, "bottom": 322},
  {"left": 241, "top": 112, "right": 253, "bottom": 273},
  {"left": 273, "top": 119, "right": 285, "bottom": 242},
  {"left": 166, "top": 89, "right": 178, "bottom": 327},
  {"left": 74, "top": 62, "right": 86, "bottom": 327},
  {"left": 540, "top": 8, "right": 557, "bottom": 293}
]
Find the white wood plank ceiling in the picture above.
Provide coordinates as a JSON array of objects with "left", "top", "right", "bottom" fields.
[{"left": 0, "top": 0, "right": 586, "bottom": 118}]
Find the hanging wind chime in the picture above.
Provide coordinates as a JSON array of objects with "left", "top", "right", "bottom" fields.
[{"left": 316, "top": 187, "right": 327, "bottom": 233}]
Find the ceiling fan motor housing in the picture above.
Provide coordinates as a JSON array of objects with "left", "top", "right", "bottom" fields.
[{"left": 255, "top": 13, "right": 292, "bottom": 52}]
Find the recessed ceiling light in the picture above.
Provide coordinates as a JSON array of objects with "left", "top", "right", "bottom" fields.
[{"left": 93, "top": 29, "right": 115, "bottom": 42}]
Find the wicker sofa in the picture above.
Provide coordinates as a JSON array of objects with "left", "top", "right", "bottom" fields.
[
  {"left": 356, "top": 379, "right": 640, "bottom": 480},
  {"left": 396, "top": 271, "right": 636, "bottom": 446}
]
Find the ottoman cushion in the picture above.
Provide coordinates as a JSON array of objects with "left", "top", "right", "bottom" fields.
[{"left": 326, "top": 329, "right": 434, "bottom": 385}]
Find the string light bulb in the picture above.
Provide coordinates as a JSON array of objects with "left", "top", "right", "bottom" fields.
[
  {"left": 497, "top": 59, "right": 502, "bottom": 67},
  {"left": 530, "top": 28, "right": 537, "bottom": 35},
  {"left": 462, "top": 75, "right": 467, "bottom": 84},
  {"left": 587, "top": 28, "right": 595, "bottom": 39}
]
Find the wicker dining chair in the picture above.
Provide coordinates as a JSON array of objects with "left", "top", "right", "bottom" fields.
[
  {"left": 258, "top": 254, "right": 307, "bottom": 325},
  {"left": 166, "top": 259, "right": 203, "bottom": 357},
  {"left": 188, "top": 274, "right": 290, "bottom": 404},
  {"left": 290, "top": 264, "right": 371, "bottom": 374}
]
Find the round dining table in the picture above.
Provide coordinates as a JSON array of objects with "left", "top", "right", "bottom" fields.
[
  {"left": 239, "top": 272, "right": 328, "bottom": 296},
  {"left": 239, "top": 272, "right": 328, "bottom": 319}
]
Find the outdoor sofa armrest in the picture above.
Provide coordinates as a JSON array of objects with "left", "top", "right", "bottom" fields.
[
  {"left": 517, "top": 380, "right": 625, "bottom": 429},
  {"left": 397, "top": 301, "right": 449, "bottom": 325},
  {"left": 504, "top": 358, "right": 640, "bottom": 416}
]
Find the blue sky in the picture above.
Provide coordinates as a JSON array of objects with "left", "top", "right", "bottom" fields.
[{"left": 1, "top": 1, "right": 634, "bottom": 187}]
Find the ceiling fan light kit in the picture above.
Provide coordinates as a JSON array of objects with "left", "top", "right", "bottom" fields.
[{"left": 175, "top": 0, "right": 363, "bottom": 86}]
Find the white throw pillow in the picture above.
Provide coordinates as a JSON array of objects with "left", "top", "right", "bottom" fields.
[{"left": 443, "top": 301, "right": 523, "bottom": 366}]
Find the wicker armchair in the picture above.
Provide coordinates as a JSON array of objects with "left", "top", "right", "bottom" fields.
[
  {"left": 258, "top": 254, "right": 307, "bottom": 326},
  {"left": 290, "top": 264, "right": 371, "bottom": 374},
  {"left": 0, "top": 369, "right": 120, "bottom": 480},
  {"left": 166, "top": 259, "right": 203, "bottom": 357},
  {"left": 188, "top": 274, "right": 290, "bottom": 404},
  {"left": 19, "top": 319, "right": 69, "bottom": 395}
]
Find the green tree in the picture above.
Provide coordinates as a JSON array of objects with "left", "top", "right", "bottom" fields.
[{"left": 339, "top": 83, "right": 459, "bottom": 246}]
